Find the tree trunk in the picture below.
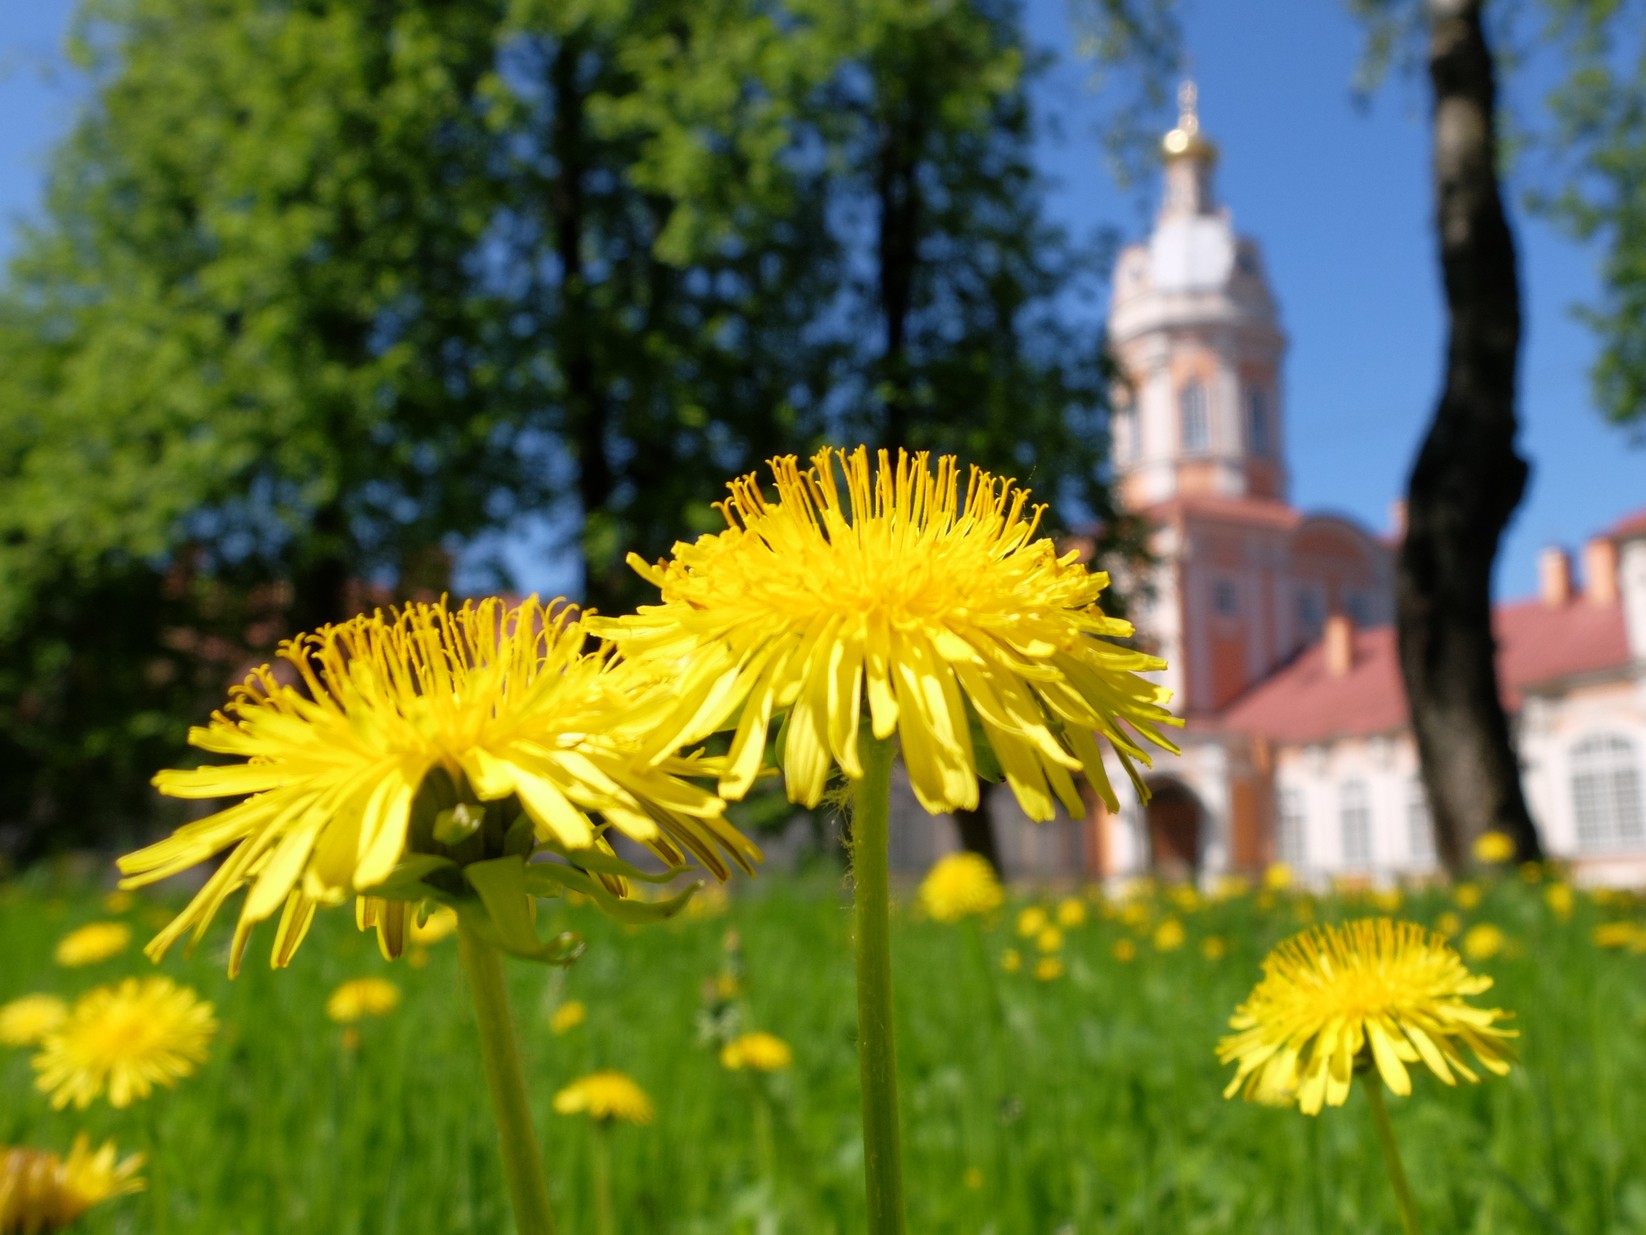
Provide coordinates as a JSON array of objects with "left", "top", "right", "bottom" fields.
[
  {"left": 952, "top": 779, "right": 1004, "bottom": 876},
  {"left": 550, "top": 39, "right": 617, "bottom": 616},
  {"left": 1397, "top": 0, "right": 1541, "bottom": 871}
]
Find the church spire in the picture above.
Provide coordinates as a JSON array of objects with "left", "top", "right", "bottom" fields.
[{"left": 1160, "top": 78, "right": 1218, "bottom": 218}]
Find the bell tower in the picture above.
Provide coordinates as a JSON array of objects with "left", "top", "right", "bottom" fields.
[{"left": 1107, "top": 81, "right": 1289, "bottom": 511}]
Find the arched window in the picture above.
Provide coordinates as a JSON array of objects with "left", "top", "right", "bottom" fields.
[
  {"left": 1180, "top": 382, "right": 1208, "bottom": 452},
  {"left": 1406, "top": 779, "right": 1435, "bottom": 867},
  {"left": 1246, "top": 387, "right": 1269, "bottom": 456},
  {"left": 1340, "top": 780, "right": 1372, "bottom": 869},
  {"left": 1570, "top": 734, "right": 1645, "bottom": 850},
  {"left": 1277, "top": 787, "right": 1307, "bottom": 868}
]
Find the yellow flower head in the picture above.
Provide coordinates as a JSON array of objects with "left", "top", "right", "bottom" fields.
[
  {"left": 1201, "top": 935, "right": 1228, "bottom": 961},
  {"left": 1033, "top": 955, "right": 1065, "bottom": 982},
  {"left": 1035, "top": 926, "right": 1064, "bottom": 954},
  {"left": 1218, "top": 919, "right": 1516, "bottom": 1115},
  {"left": 1000, "top": 947, "right": 1022, "bottom": 973},
  {"left": 1153, "top": 918, "right": 1186, "bottom": 951},
  {"left": 1544, "top": 883, "right": 1574, "bottom": 921},
  {"left": 1435, "top": 910, "right": 1462, "bottom": 938},
  {"left": 0, "top": 995, "right": 69, "bottom": 1048},
  {"left": 325, "top": 978, "right": 401, "bottom": 1024},
  {"left": 52, "top": 923, "right": 130, "bottom": 968},
  {"left": 1263, "top": 863, "right": 1294, "bottom": 891},
  {"left": 720, "top": 1031, "right": 793, "bottom": 1072},
  {"left": 0, "top": 1136, "right": 144, "bottom": 1233},
  {"left": 1016, "top": 906, "right": 1049, "bottom": 938},
  {"left": 1461, "top": 922, "right": 1507, "bottom": 962},
  {"left": 549, "top": 1000, "right": 586, "bottom": 1035},
  {"left": 33, "top": 977, "right": 217, "bottom": 1110},
  {"left": 1472, "top": 830, "right": 1516, "bottom": 864},
  {"left": 553, "top": 1071, "right": 654, "bottom": 1125},
  {"left": 1112, "top": 938, "right": 1137, "bottom": 963},
  {"left": 1593, "top": 921, "right": 1645, "bottom": 951},
  {"left": 917, "top": 853, "right": 1003, "bottom": 924},
  {"left": 121, "top": 598, "right": 759, "bottom": 973},
  {"left": 1454, "top": 883, "right": 1482, "bottom": 910},
  {"left": 594, "top": 448, "right": 1181, "bottom": 818},
  {"left": 1056, "top": 897, "right": 1088, "bottom": 929}
]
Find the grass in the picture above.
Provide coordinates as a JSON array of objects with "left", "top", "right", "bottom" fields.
[{"left": 3, "top": 864, "right": 1645, "bottom": 1234}]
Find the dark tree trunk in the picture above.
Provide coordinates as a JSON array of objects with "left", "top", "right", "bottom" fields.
[
  {"left": 551, "top": 40, "right": 617, "bottom": 615},
  {"left": 953, "top": 779, "right": 1004, "bottom": 876},
  {"left": 875, "top": 108, "right": 922, "bottom": 453},
  {"left": 290, "top": 498, "right": 352, "bottom": 635},
  {"left": 1397, "top": 0, "right": 1542, "bottom": 871}
]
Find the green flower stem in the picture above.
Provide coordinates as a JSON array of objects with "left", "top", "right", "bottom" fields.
[
  {"left": 592, "top": 1123, "right": 615, "bottom": 1235},
  {"left": 458, "top": 921, "right": 559, "bottom": 1235},
  {"left": 851, "top": 733, "right": 906, "bottom": 1235},
  {"left": 1364, "top": 1078, "right": 1423, "bottom": 1235}
]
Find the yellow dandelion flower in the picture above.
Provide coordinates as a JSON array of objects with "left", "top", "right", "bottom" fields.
[
  {"left": 1000, "top": 947, "right": 1022, "bottom": 974},
  {"left": 1033, "top": 956, "right": 1064, "bottom": 981},
  {"left": 1218, "top": 919, "right": 1516, "bottom": 1115},
  {"left": 1112, "top": 938, "right": 1137, "bottom": 963},
  {"left": 1263, "top": 863, "right": 1294, "bottom": 891},
  {"left": 549, "top": 1001, "right": 586, "bottom": 1035},
  {"left": 1460, "top": 923, "right": 1506, "bottom": 962},
  {"left": 1211, "top": 875, "right": 1251, "bottom": 901},
  {"left": 720, "top": 1031, "right": 793, "bottom": 1072},
  {"left": 1368, "top": 887, "right": 1403, "bottom": 914},
  {"left": 1035, "top": 926, "right": 1063, "bottom": 954},
  {"left": 1056, "top": 897, "right": 1088, "bottom": 929},
  {"left": 1167, "top": 885, "right": 1201, "bottom": 912},
  {"left": 1202, "top": 936, "right": 1228, "bottom": 961},
  {"left": 0, "top": 995, "right": 69, "bottom": 1048},
  {"left": 917, "top": 853, "right": 1003, "bottom": 924},
  {"left": 1153, "top": 918, "right": 1186, "bottom": 951},
  {"left": 593, "top": 447, "right": 1181, "bottom": 818},
  {"left": 0, "top": 1135, "right": 144, "bottom": 1233},
  {"left": 1454, "top": 883, "right": 1482, "bottom": 910},
  {"left": 1472, "top": 831, "right": 1515, "bottom": 864},
  {"left": 407, "top": 906, "right": 458, "bottom": 946},
  {"left": 33, "top": 978, "right": 216, "bottom": 1110},
  {"left": 1544, "top": 883, "right": 1574, "bottom": 921},
  {"left": 325, "top": 978, "right": 401, "bottom": 1024},
  {"left": 1435, "top": 910, "right": 1462, "bottom": 938},
  {"left": 120, "top": 597, "right": 758, "bottom": 973},
  {"left": 52, "top": 923, "right": 130, "bottom": 968},
  {"left": 1593, "top": 921, "right": 1644, "bottom": 950},
  {"left": 1518, "top": 861, "right": 1544, "bottom": 883},
  {"left": 1016, "top": 906, "right": 1049, "bottom": 938},
  {"left": 552, "top": 1071, "right": 654, "bottom": 1125},
  {"left": 100, "top": 890, "right": 135, "bottom": 915}
]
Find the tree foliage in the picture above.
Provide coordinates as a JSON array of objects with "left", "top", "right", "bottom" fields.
[{"left": 0, "top": 0, "right": 1141, "bottom": 855}]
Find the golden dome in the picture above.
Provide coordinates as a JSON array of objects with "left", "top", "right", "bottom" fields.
[{"left": 1162, "top": 79, "right": 1218, "bottom": 163}]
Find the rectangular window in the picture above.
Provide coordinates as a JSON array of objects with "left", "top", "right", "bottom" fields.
[
  {"left": 1298, "top": 589, "right": 1324, "bottom": 638},
  {"left": 1406, "top": 780, "right": 1435, "bottom": 867},
  {"left": 1277, "top": 787, "right": 1306, "bottom": 868},
  {"left": 1181, "top": 383, "right": 1209, "bottom": 452},
  {"left": 1246, "top": 388, "right": 1269, "bottom": 456},
  {"left": 1213, "top": 579, "right": 1239, "bottom": 616},
  {"left": 1340, "top": 781, "right": 1372, "bottom": 869}
]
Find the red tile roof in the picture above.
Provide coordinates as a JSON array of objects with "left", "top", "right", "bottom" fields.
[
  {"left": 1215, "top": 595, "right": 1631, "bottom": 745},
  {"left": 1607, "top": 506, "right": 1646, "bottom": 541}
]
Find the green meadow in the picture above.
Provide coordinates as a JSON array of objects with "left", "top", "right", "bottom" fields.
[{"left": 3, "top": 869, "right": 1644, "bottom": 1234}]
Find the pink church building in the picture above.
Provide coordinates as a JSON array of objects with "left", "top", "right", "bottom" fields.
[{"left": 892, "top": 83, "right": 1646, "bottom": 886}]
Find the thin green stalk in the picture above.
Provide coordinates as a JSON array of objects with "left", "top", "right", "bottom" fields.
[
  {"left": 851, "top": 733, "right": 905, "bottom": 1235},
  {"left": 1364, "top": 1078, "right": 1423, "bottom": 1235},
  {"left": 592, "top": 1123, "right": 615, "bottom": 1235},
  {"left": 753, "top": 1085, "right": 778, "bottom": 1190},
  {"left": 458, "top": 922, "right": 558, "bottom": 1235}
]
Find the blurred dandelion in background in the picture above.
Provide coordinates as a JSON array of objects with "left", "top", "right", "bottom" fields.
[
  {"left": 553, "top": 1072, "right": 655, "bottom": 1126},
  {"left": 917, "top": 853, "right": 1002, "bottom": 924},
  {"left": 52, "top": 923, "right": 130, "bottom": 968},
  {"left": 549, "top": 1000, "right": 586, "bottom": 1035},
  {"left": 325, "top": 978, "right": 401, "bottom": 1024},
  {"left": 32, "top": 977, "right": 216, "bottom": 1110},
  {"left": 720, "top": 1031, "right": 793, "bottom": 1072},
  {"left": 0, "top": 996, "right": 69, "bottom": 1049},
  {"left": 0, "top": 1136, "right": 144, "bottom": 1233}
]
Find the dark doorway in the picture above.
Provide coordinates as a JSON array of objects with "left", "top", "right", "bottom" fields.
[{"left": 1146, "top": 778, "right": 1203, "bottom": 881}]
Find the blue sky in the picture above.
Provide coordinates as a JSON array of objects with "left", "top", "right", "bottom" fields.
[{"left": 1, "top": 0, "right": 1639, "bottom": 603}]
